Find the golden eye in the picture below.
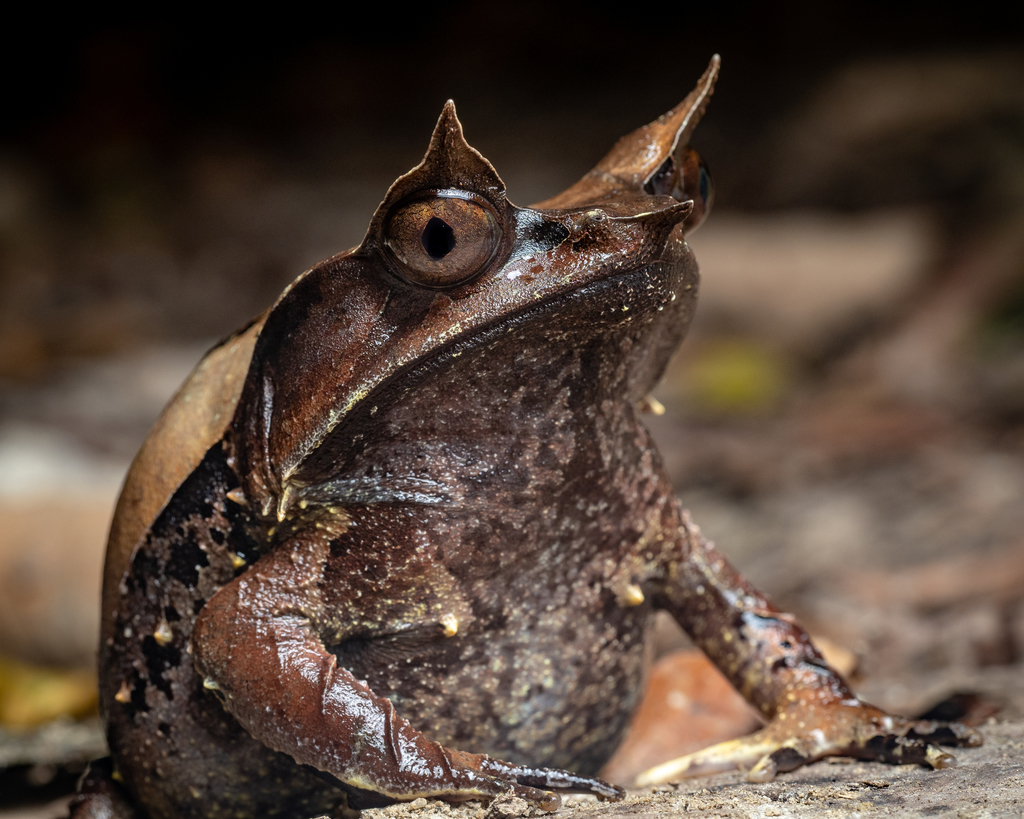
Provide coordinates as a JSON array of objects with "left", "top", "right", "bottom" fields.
[{"left": 383, "top": 193, "right": 501, "bottom": 288}]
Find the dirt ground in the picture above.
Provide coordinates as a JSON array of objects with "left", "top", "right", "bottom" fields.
[
  {"left": 2, "top": 719, "right": 1021, "bottom": 818},
  {"left": 363, "top": 720, "right": 1024, "bottom": 819}
]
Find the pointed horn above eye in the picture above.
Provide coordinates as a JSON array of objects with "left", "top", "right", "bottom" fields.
[
  {"left": 535, "top": 55, "right": 720, "bottom": 209},
  {"left": 417, "top": 100, "right": 505, "bottom": 197},
  {"left": 429, "top": 100, "right": 469, "bottom": 157},
  {"left": 359, "top": 100, "right": 509, "bottom": 252},
  {"left": 400, "top": 100, "right": 507, "bottom": 200}
]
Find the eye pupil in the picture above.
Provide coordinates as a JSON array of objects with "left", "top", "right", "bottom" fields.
[
  {"left": 384, "top": 192, "right": 501, "bottom": 288},
  {"left": 422, "top": 216, "right": 456, "bottom": 260}
]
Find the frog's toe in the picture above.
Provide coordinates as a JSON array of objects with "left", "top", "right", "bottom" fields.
[
  {"left": 850, "top": 716, "right": 981, "bottom": 769},
  {"left": 745, "top": 736, "right": 839, "bottom": 783},
  {"left": 474, "top": 755, "right": 625, "bottom": 802},
  {"left": 794, "top": 703, "right": 980, "bottom": 775},
  {"left": 900, "top": 717, "right": 983, "bottom": 749},
  {"left": 747, "top": 746, "right": 801, "bottom": 783},
  {"left": 513, "top": 768, "right": 625, "bottom": 801}
]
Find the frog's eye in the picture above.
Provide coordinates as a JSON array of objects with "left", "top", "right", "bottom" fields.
[
  {"left": 679, "top": 148, "right": 713, "bottom": 232},
  {"left": 383, "top": 193, "right": 501, "bottom": 288},
  {"left": 644, "top": 148, "right": 714, "bottom": 233}
]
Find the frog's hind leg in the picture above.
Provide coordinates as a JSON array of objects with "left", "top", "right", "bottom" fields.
[{"left": 644, "top": 509, "right": 982, "bottom": 785}]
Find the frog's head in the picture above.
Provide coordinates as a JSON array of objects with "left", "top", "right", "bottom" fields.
[{"left": 232, "top": 57, "right": 719, "bottom": 520}]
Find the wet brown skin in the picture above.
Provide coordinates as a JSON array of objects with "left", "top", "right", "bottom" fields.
[{"left": 74, "top": 57, "right": 978, "bottom": 819}]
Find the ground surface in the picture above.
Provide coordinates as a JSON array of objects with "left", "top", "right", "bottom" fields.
[
  {"left": 368, "top": 721, "right": 1024, "bottom": 819},
  {"left": 3, "top": 721, "right": 1020, "bottom": 819}
]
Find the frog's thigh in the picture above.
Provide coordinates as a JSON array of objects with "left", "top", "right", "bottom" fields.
[{"left": 190, "top": 534, "right": 555, "bottom": 805}]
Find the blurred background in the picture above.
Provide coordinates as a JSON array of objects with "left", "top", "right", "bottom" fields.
[{"left": 1, "top": 5, "right": 1023, "bottom": 812}]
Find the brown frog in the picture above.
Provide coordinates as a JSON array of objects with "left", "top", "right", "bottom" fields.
[{"left": 71, "top": 57, "right": 979, "bottom": 819}]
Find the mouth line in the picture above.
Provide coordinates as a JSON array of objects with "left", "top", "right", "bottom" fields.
[{"left": 480, "top": 241, "right": 691, "bottom": 333}]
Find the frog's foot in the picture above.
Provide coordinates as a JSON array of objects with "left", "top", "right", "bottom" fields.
[
  {"left": 634, "top": 701, "right": 982, "bottom": 786},
  {"left": 449, "top": 750, "right": 625, "bottom": 810}
]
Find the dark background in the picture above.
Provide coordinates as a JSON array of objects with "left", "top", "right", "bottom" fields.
[{"left": 2, "top": 6, "right": 1021, "bottom": 370}]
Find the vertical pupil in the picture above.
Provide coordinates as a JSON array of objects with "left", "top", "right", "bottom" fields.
[{"left": 422, "top": 217, "right": 456, "bottom": 260}]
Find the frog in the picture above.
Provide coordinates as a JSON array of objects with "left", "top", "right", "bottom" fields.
[{"left": 69, "top": 56, "right": 980, "bottom": 819}]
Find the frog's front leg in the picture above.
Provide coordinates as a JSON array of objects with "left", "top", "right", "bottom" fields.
[
  {"left": 643, "top": 510, "right": 982, "bottom": 785},
  {"left": 191, "top": 528, "right": 622, "bottom": 810}
]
